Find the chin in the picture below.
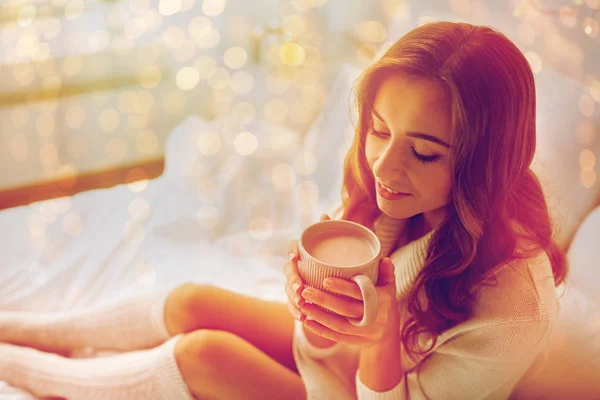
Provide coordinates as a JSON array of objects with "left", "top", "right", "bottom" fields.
[{"left": 376, "top": 198, "right": 420, "bottom": 220}]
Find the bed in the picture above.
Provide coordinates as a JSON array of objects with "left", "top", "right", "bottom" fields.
[
  {"left": 1, "top": 58, "right": 599, "bottom": 398},
  {"left": 0, "top": 116, "right": 325, "bottom": 398}
]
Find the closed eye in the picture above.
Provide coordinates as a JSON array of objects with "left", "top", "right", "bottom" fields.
[
  {"left": 369, "top": 128, "right": 441, "bottom": 164},
  {"left": 369, "top": 129, "right": 390, "bottom": 139},
  {"left": 411, "top": 147, "right": 440, "bottom": 164}
]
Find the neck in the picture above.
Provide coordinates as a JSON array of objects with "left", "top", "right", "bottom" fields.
[
  {"left": 422, "top": 207, "right": 446, "bottom": 233},
  {"left": 407, "top": 208, "right": 444, "bottom": 244}
]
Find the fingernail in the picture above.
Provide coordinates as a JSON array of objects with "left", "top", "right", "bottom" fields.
[
  {"left": 288, "top": 252, "right": 296, "bottom": 261},
  {"left": 302, "top": 288, "right": 313, "bottom": 298},
  {"left": 323, "top": 278, "right": 333, "bottom": 288},
  {"left": 293, "top": 282, "right": 300, "bottom": 292}
]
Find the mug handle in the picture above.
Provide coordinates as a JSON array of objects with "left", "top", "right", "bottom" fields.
[{"left": 346, "top": 274, "right": 378, "bottom": 327}]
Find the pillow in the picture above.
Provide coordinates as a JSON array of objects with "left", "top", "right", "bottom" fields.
[
  {"left": 532, "top": 68, "right": 600, "bottom": 248},
  {"left": 302, "top": 63, "right": 362, "bottom": 216},
  {"left": 163, "top": 115, "right": 218, "bottom": 187},
  {"left": 164, "top": 114, "right": 302, "bottom": 190},
  {"left": 514, "top": 206, "right": 600, "bottom": 398},
  {"left": 566, "top": 205, "right": 600, "bottom": 301}
]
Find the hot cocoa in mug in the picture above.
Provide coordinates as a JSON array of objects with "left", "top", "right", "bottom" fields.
[{"left": 298, "top": 219, "right": 381, "bottom": 327}]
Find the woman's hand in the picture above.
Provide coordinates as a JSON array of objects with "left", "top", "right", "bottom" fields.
[
  {"left": 283, "top": 213, "right": 331, "bottom": 323},
  {"left": 298, "top": 257, "right": 401, "bottom": 348}
]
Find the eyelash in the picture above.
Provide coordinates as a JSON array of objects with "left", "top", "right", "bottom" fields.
[{"left": 369, "top": 129, "right": 440, "bottom": 164}]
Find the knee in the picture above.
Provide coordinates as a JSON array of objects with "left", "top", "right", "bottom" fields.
[
  {"left": 176, "top": 329, "right": 235, "bottom": 363},
  {"left": 165, "top": 283, "right": 211, "bottom": 334},
  {"left": 174, "top": 330, "right": 237, "bottom": 388}
]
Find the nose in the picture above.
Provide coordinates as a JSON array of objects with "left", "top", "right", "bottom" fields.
[{"left": 373, "top": 139, "right": 409, "bottom": 179}]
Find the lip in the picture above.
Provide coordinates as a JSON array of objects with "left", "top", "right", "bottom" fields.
[
  {"left": 376, "top": 178, "right": 404, "bottom": 193},
  {"left": 376, "top": 181, "right": 410, "bottom": 200}
]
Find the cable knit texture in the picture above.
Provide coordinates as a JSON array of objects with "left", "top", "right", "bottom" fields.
[
  {"left": 0, "top": 290, "right": 172, "bottom": 353},
  {"left": 0, "top": 334, "right": 193, "bottom": 399},
  {"left": 293, "top": 209, "right": 559, "bottom": 400},
  {"left": 0, "top": 290, "right": 194, "bottom": 399}
]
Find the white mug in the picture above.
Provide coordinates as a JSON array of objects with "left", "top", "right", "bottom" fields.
[{"left": 297, "top": 219, "right": 381, "bottom": 327}]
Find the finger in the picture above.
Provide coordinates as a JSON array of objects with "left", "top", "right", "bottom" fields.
[
  {"left": 285, "top": 279, "right": 306, "bottom": 308},
  {"left": 319, "top": 213, "right": 331, "bottom": 221},
  {"left": 323, "top": 277, "right": 363, "bottom": 300},
  {"left": 301, "top": 287, "right": 364, "bottom": 319},
  {"left": 303, "top": 320, "right": 374, "bottom": 347},
  {"left": 377, "top": 257, "right": 396, "bottom": 286},
  {"left": 300, "top": 304, "right": 382, "bottom": 341},
  {"left": 286, "top": 239, "right": 299, "bottom": 258},
  {"left": 283, "top": 258, "right": 304, "bottom": 295},
  {"left": 286, "top": 299, "right": 306, "bottom": 322}
]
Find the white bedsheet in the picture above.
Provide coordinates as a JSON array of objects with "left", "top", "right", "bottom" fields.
[{"left": 0, "top": 115, "right": 343, "bottom": 399}]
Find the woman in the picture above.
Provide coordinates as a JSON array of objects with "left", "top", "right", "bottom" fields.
[{"left": 0, "top": 21, "right": 566, "bottom": 399}]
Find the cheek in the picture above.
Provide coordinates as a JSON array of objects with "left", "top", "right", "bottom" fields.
[
  {"left": 416, "top": 166, "right": 452, "bottom": 202},
  {"left": 364, "top": 139, "right": 378, "bottom": 171}
]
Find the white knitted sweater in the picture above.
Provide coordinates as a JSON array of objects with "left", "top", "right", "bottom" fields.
[{"left": 292, "top": 211, "right": 558, "bottom": 400}]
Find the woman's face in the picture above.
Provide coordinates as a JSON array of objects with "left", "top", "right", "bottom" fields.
[{"left": 365, "top": 73, "right": 453, "bottom": 226}]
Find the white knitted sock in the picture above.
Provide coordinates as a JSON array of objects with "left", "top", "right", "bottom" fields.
[
  {"left": 0, "top": 290, "right": 172, "bottom": 354},
  {"left": 0, "top": 334, "right": 194, "bottom": 400}
]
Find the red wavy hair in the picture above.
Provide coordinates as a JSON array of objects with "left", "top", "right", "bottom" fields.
[{"left": 335, "top": 21, "right": 568, "bottom": 359}]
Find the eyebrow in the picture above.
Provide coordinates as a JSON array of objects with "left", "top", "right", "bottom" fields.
[{"left": 372, "top": 109, "right": 451, "bottom": 149}]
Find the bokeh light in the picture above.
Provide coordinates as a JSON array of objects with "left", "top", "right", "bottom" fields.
[
  {"left": 354, "top": 20, "right": 387, "bottom": 43},
  {"left": 123, "top": 220, "right": 145, "bottom": 243},
  {"left": 128, "top": 179, "right": 148, "bottom": 193},
  {"left": 129, "top": 197, "right": 151, "bottom": 221},
  {"left": 577, "top": 120, "right": 596, "bottom": 145},
  {"left": 294, "top": 151, "right": 318, "bottom": 175},
  {"left": 66, "top": 105, "right": 86, "bottom": 129},
  {"left": 107, "top": 138, "right": 127, "bottom": 162},
  {"left": 176, "top": 67, "right": 200, "bottom": 90},
  {"left": 202, "top": 0, "right": 227, "bottom": 16},
  {"left": 580, "top": 169, "right": 597, "bottom": 188},
  {"left": 230, "top": 71, "right": 254, "bottom": 94},
  {"left": 135, "top": 131, "right": 158, "bottom": 155},
  {"left": 195, "top": 205, "right": 221, "bottom": 230},
  {"left": 272, "top": 163, "right": 296, "bottom": 190},
  {"left": 0, "top": 1, "right": 597, "bottom": 287},
  {"left": 224, "top": 46, "right": 248, "bottom": 69},
  {"left": 139, "top": 66, "right": 163, "bottom": 89},
  {"left": 264, "top": 98, "right": 289, "bottom": 124},
  {"left": 590, "top": 79, "right": 600, "bottom": 103},
  {"left": 197, "top": 131, "right": 222, "bottom": 155},
  {"left": 232, "top": 102, "right": 256, "bottom": 125},
  {"left": 580, "top": 149, "right": 596, "bottom": 170},
  {"left": 65, "top": 0, "right": 85, "bottom": 20},
  {"left": 99, "top": 109, "right": 121, "bottom": 133},
  {"left": 579, "top": 95, "right": 596, "bottom": 117},
  {"left": 279, "top": 42, "right": 306, "bottom": 66},
  {"left": 525, "top": 51, "right": 543, "bottom": 74},
  {"left": 248, "top": 216, "right": 273, "bottom": 240},
  {"left": 159, "top": 0, "right": 182, "bottom": 16},
  {"left": 281, "top": 15, "right": 305, "bottom": 36},
  {"left": 233, "top": 131, "right": 258, "bottom": 156},
  {"left": 63, "top": 212, "right": 83, "bottom": 236}
]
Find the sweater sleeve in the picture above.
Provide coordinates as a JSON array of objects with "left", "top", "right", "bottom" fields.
[{"left": 354, "top": 318, "right": 552, "bottom": 400}]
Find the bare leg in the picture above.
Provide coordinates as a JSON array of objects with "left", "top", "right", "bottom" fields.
[
  {"left": 164, "top": 283, "right": 298, "bottom": 373},
  {"left": 174, "top": 329, "right": 306, "bottom": 400},
  {"left": 0, "top": 284, "right": 305, "bottom": 399}
]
